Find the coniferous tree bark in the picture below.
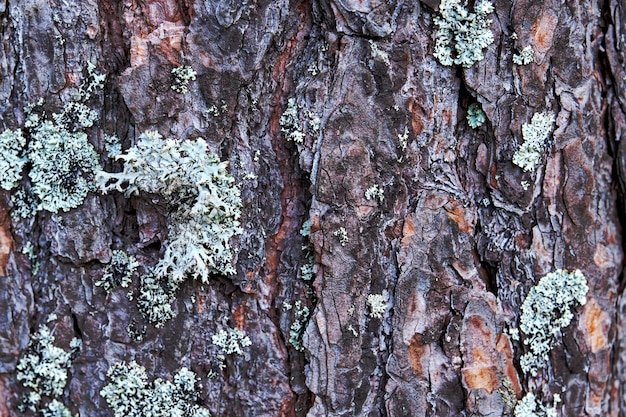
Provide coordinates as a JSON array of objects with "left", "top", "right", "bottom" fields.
[{"left": 0, "top": 0, "right": 624, "bottom": 416}]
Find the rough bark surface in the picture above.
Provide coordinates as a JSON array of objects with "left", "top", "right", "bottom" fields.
[{"left": 0, "top": 0, "right": 625, "bottom": 416}]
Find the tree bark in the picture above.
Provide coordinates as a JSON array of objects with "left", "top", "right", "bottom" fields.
[{"left": 0, "top": 0, "right": 624, "bottom": 416}]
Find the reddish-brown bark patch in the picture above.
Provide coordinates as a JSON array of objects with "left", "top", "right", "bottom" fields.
[
  {"left": 408, "top": 334, "right": 426, "bottom": 377},
  {"left": 444, "top": 200, "right": 474, "bottom": 234},
  {"left": 496, "top": 333, "right": 522, "bottom": 398},
  {"left": 531, "top": 13, "right": 557, "bottom": 53},
  {"left": 581, "top": 298, "right": 610, "bottom": 353},
  {"left": 461, "top": 366, "right": 499, "bottom": 393},
  {"left": 0, "top": 202, "right": 12, "bottom": 276}
]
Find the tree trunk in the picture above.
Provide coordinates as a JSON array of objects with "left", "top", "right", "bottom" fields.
[{"left": 0, "top": 0, "right": 625, "bottom": 416}]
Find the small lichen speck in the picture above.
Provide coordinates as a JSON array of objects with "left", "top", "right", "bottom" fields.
[
  {"left": 512, "top": 112, "right": 556, "bottom": 172},
  {"left": 367, "top": 291, "right": 389, "bottom": 319},
  {"left": 171, "top": 66, "right": 197, "bottom": 94},
  {"left": 513, "top": 45, "right": 534, "bottom": 65},
  {"left": 467, "top": 103, "right": 486, "bottom": 129}
]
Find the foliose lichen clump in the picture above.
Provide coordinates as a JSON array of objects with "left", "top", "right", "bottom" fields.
[
  {"left": 519, "top": 269, "right": 588, "bottom": 377},
  {"left": 27, "top": 120, "right": 100, "bottom": 214},
  {"left": 467, "top": 103, "right": 487, "bottom": 128},
  {"left": 136, "top": 272, "right": 176, "bottom": 328},
  {"left": 0, "top": 129, "right": 27, "bottom": 191},
  {"left": 0, "top": 64, "right": 104, "bottom": 218},
  {"left": 280, "top": 98, "right": 305, "bottom": 143},
  {"left": 367, "top": 292, "right": 389, "bottom": 319},
  {"left": 212, "top": 328, "right": 252, "bottom": 356},
  {"left": 513, "top": 45, "right": 534, "bottom": 65},
  {"left": 171, "top": 66, "right": 197, "bottom": 94},
  {"left": 513, "top": 392, "right": 560, "bottom": 417},
  {"left": 96, "top": 250, "right": 139, "bottom": 292},
  {"left": 280, "top": 98, "right": 321, "bottom": 144},
  {"left": 101, "top": 361, "right": 210, "bottom": 417},
  {"left": 96, "top": 130, "right": 242, "bottom": 283},
  {"left": 16, "top": 324, "right": 81, "bottom": 415},
  {"left": 512, "top": 112, "right": 556, "bottom": 172},
  {"left": 433, "top": 0, "right": 495, "bottom": 68},
  {"left": 283, "top": 300, "right": 310, "bottom": 351},
  {"left": 96, "top": 130, "right": 242, "bottom": 326}
]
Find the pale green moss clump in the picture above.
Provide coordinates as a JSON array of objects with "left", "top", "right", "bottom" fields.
[
  {"left": 512, "top": 112, "right": 556, "bottom": 172},
  {"left": 16, "top": 324, "right": 81, "bottom": 414},
  {"left": 433, "top": 0, "right": 495, "bottom": 68},
  {"left": 101, "top": 361, "right": 210, "bottom": 417},
  {"left": 519, "top": 269, "right": 588, "bottom": 377}
]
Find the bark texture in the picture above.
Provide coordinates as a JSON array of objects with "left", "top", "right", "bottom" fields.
[{"left": 0, "top": 0, "right": 625, "bottom": 416}]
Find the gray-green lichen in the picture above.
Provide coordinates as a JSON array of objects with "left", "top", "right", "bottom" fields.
[
  {"left": 433, "top": 0, "right": 495, "bottom": 68},
  {"left": 467, "top": 103, "right": 486, "bottom": 128},
  {"left": 0, "top": 64, "right": 104, "bottom": 218},
  {"left": 136, "top": 273, "right": 176, "bottom": 328},
  {"left": 512, "top": 112, "right": 556, "bottom": 172},
  {"left": 27, "top": 120, "right": 99, "bottom": 214},
  {"left": 513, "top": 46, "right": 534, "bottom": 65},
  {"left": 519, "top": 269, "right": 588, "bottom": 376},
  {"left": 0, "top": 129, "right": 27, "bottom": 191},
  {"left": 16, "top": 323, "right": 81, "bottom": 414},
  {"left": 171, "top": 66, "right": 197, "bottom": 94},
  {"left": 212, "top": 327, "right": 252, "bottom": 356},
  {"left": 104, "top": 134, "right": 122, "bottom": 158},
  {"left": 101, "top": 361, "right": 210, "bottom": 417},
  {"left": 284, "top": 300, "right": 310, "bottom": 351},
  {"left": 513, "top": 393, "right": 560, "bottom": 417},
  {"left": 280, "top": 98, "right": 320, "bottom": 144},
  {"left": 97, "top": 131, "right": 242, "bottom": 326},
  {"left": 365, "top": 184, "right": 384, "bottom": 203},
  {"left": 97, "top": 130, "right": 242, "bottom": 283},
  {"left": 367, "top": 291, "right": 389, "bottom": 319},
  {"left": 95, "top": 250, "right": 139, "bottom": 292}
]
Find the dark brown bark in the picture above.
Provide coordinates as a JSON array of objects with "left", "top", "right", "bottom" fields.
[{"left": 0, "top": 0, "right": 624, "bottom": 416}]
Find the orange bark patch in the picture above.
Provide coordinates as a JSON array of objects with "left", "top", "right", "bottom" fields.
[
  {"left": 580, "top": 298, "right": 610, "bottom": 353},
  {"left": 234, "top": 302, "right": 247, "bottom": 329},
  {"left": 265, "top": 1, "right": 310, "bottom": 299},
  {"left": 0, "top": 202, "right": 12, "bottom": 276},
  {"left": 593, "top": 244, "right": 613, "bottom": 269},
  {"left": 407, "top": 97, "right": 425, "bottom": 135},
  {"left": 531, "top": 13, "right": 557, "bottom": 52},
  {"left": 196, "top": 293, "right": 206, "bottom": 314},
  {"left": 408, "top": 334, "right": 426, "bottom": 377},
  {"left": 462, "top": 366, "right": 499, "bottom": 394},
  {"left": 496, "top": 333, "right": 522, "bottom": 398},
  {"left": 444, "top": 200, "right": 474, "bottom": 234},
  {"left": 401, "top": 216, "right": 416, "bottom": 245}
]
